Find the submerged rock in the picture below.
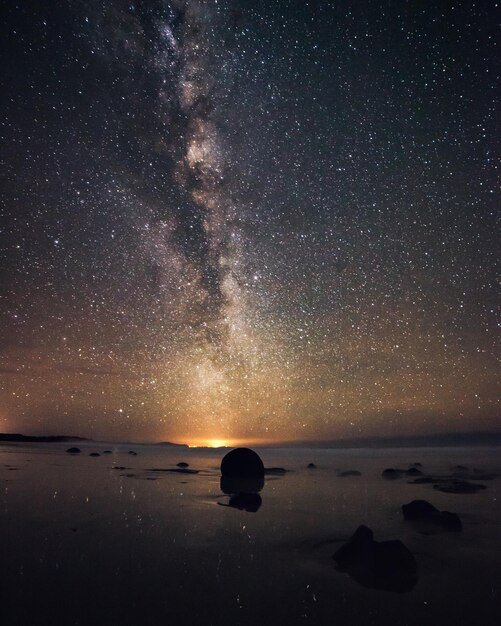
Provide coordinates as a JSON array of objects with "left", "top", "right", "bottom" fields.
[
  {"left": 221, "top": 448, "right": 264, "bottom": 478},
  {"left": 128, "top": 451, "right": 137, "bottom": 456},
  {"left": 433, "top": 480, "right": 486, "bottom": 494},
  {"left": 102, "top": 450, "right": 112, "bottom": 454},
  {"left": 307, "top": 463, "right": 317, "bottom": 469},
  {"left": 409, "top": 476, "right": 435, "bottom": 484},
  {"left": 89, "top": 452, "right": 100, "bottom": 457},
  {"left": 402, "top": 499, "right": 462, "bottom": 531},
  {"left": 452, "top": 470, "right": 497, "bottom": 481},
  {"left": 177, "top": 462, "right": 189, "bottom": 468},
  {"left": 66, "top": 447, "right": 81, "bottom": 454},
  {"left": 333, "top": 525, "right": 418, "bottom": 593},
  {"left": 338, "top": 470, "right": 362, "bottom": 477},
  {"left": 264, "top": 467, "right": 288, "bottom": 475}
]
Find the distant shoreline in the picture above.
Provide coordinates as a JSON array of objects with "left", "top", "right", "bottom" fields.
[{"left": 1, "top": 431, "right": 500, "bottom": 449}]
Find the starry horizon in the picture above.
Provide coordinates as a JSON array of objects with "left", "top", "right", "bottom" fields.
[{"left": 1, "top": 1, "right": 498, "bottom": 446}]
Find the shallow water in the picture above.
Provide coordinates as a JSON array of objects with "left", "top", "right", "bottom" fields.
[{"left": 1, "top": 443, "right": 500, "bottom": 625}]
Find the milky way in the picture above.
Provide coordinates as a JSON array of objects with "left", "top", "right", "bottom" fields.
[{"left": 0, "top": 1, "right": 498, "bottom": 444}]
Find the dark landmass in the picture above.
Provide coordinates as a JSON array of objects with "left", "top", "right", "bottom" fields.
[
  {"left": 0, "top": 433, "right": 90, "bottom": 443},
  {"left": 0, "top": 433, "right": 189, "bottom": 448},
  {"left": 284, "top": 431, "right": 501, "bottom": 449}
]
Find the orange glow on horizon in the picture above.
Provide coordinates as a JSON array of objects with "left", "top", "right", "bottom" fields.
[{"left": 186, "top": 437, "right": 276, "bottom": 449}]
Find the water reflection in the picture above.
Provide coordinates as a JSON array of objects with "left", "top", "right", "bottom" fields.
[{"left": 219, "top": 474, "right": 265, "bottom": 512}]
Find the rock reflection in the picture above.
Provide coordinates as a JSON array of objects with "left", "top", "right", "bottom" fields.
[{"left": 219, "top": 474, "right": 264, "bottom": 512}]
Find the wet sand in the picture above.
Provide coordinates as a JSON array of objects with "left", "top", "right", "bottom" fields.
[{"left": 1, "top": 443, "right": 500, "bottom": 625}]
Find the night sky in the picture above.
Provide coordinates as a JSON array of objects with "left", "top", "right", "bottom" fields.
[{"left": 1, "top": 1, "right": 498, "bottom": 445}]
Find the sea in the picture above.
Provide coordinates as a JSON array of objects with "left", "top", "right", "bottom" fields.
[{"left": 1, "top": 442, "right": 500, "bottom": 625}]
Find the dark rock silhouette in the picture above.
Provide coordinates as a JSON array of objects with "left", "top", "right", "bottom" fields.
[
  {"left": 89, "top": 452, "right": 100, "bottom": 457},
  {"left": 221, "top": 448, "right": 264, "bottom": 478},
  {"left": 338, "top": 470, "right": 361, "bottom": 477},
  {"left": 406, "top": 467, "right": 423, "bottom": 477},
  {"left": 402, "top": 499, "right": 462, "bottom": 531},
  {"left": 333, "top": 525, "right": 418, "bottom": 593},
  {"left": 177, "top": 462, "right": 189, "bottom": 468},
  {"left": 219, "top": 492, "right": 262, "bottom": 512},
  {"left": 219, "top": 451, "right": 265, "bottom": 513},
  {"left": 128, "top": 451, "right": 137, "bottom": 455},
  {"left": 102, "top": 450, "right": 112, "bottom": 454},
  {"left": 382, "top": 468, "right": 405, "bottom": 480},
  {"left": 307, "top": 463, "right": 317, "bottom": 469},
  {"left": 433, "top": 480, "right": 486, "bottom": 494},
  {"left": 66, "top": 447, "right": 81, "bottom": 454}
]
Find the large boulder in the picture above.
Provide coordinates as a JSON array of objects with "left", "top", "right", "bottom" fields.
[
  {"left": 333, "top": 525, "right": 418, "bottom": 593},
  {"left": 221, "top": 448, "right": 264, "bottom": 478}
]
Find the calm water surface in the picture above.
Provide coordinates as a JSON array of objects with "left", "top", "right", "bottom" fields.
[{"left": 1, "top": 443, "right": 500, "bottom": 625}]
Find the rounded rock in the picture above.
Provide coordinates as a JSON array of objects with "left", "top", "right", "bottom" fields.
[{"left": 221, "top": 447, "right": 264, "bottom": 478}]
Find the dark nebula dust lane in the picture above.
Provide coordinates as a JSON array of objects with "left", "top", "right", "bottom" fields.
[{"left": 0, "top": 1, "right": 498, "bottom": 445}]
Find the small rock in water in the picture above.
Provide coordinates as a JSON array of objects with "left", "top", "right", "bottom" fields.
[
  {"left": 307, "top": 463, "right": 317, "bottom": 469},
  {"left": 177, "top": 462, "right": 189, "bottom": 468},
  {"left": 89, "top": 452, "right": 100, "bottom": 457},
  {"left": 338, "top": 470, "right": 362, "bottom": 477},
  {"left": 406, "top": 467, "right": 423, "bottom": 477},
  {"left": 102, "top": 450, "right": 112, "bottom": 454},
  {"left": 402, "top": 499, "right": 462, "bottom": 531},
  {"left": 333, "top": 525, "right": 418, "bottom": 593},
  {"left": 382, "top": 468, "right": 405, "bottom": 480},
  {"left": 66, "top": 447, "right": 81, "bottom": 454},
  {"left": 128, "top": 451, "right": 137, "bottom": 456}
]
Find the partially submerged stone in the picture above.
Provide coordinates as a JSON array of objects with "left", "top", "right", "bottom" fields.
[
  {"left": 333, "top": 525, "right": 418, "bottom": 593},
  {"left": 402, "top": 499, "right": 462, "bottom": 531},
  {"left": 382, "top": 468, "right": 405, "bottom": 480}
]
